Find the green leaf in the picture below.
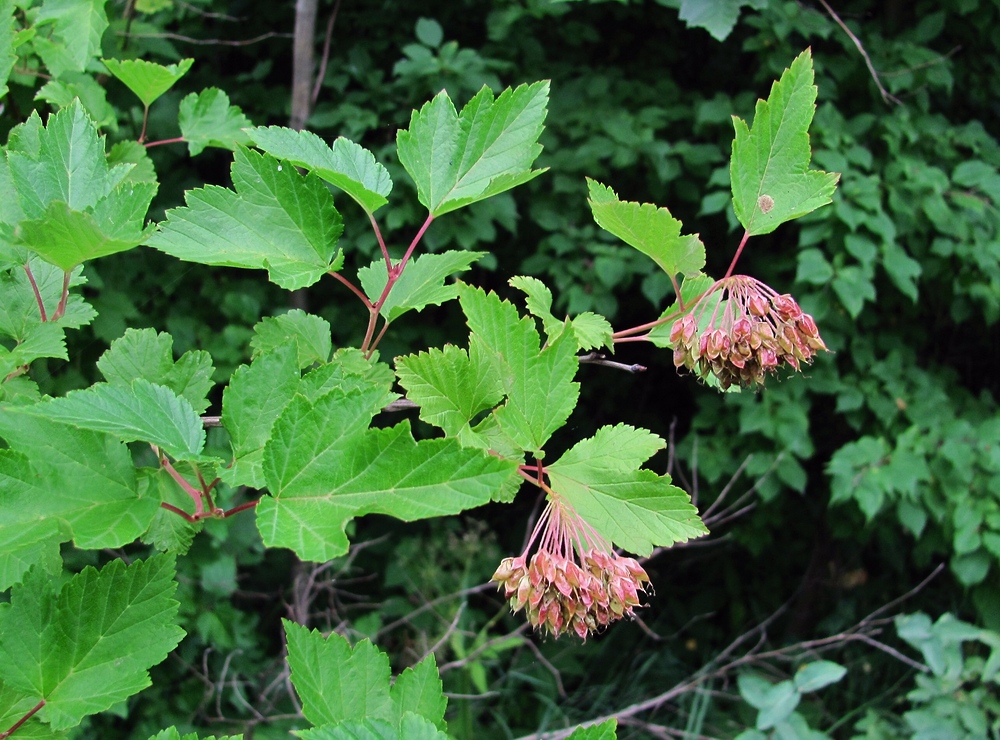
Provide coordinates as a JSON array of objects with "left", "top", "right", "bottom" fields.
[
  {"left": 298, "top": 714, "right": 447, "bottom": 740},
  {"left": 97, "top": 328, "right": 215, "bottom": 415},
  {"left": 0, "top": 259, "right": 95, "bottom": 339},
  {"left": 257, "top": 388, "right": 517, "bottom": 561},
  {"left": 250, "top": 309, "right": 332, "bottom": 368},
  {"left": 148, "top": 729, "right": 242, "bottom": 740},
  {"left": 358, "top": 250, "right": 483, "bottom": 322},
  {"left": 396, "top": 82, "right": 548, "bottom": 216},
  {"left": 882, "top": 242, "right": 921, "bottom": 301},
  {"left": 247, "top": 127, "right": 391, "bottom": 215},
  {"left": 0, "top": 682, "right": 68, "bottom": 739},
  {"left": 35, "top": 72, "right": 116, "bottom": 131},
  {"left": 509, "top": 275, "right": 613, "bottom": 351},
  {"left": 220, "top": 342, "right": 301, "bottom": 489},
  {"left": 285, "top": 620, "right": 394, "bottom": 726},
  {"left": 178, "top": 88, "right": 253, "bottom": 156},
  {"left": 107, "top": 140, "right": 158, "bottom": 184},
  {"left": 646, "top": 272, "right": 718, "bottom": 348},
  {"left": 390, "top": 656, "right": 447, "bottom": 731},
  {"left": 102, "top": 57, "right": 194, "bottom": 107},
  {"left": 730, "top": 49, "right": 840, "bottom": 235},
  {"left": 458, "top": 284, "right": 579, "bottom": 456},
  {"left": 146, "top": 146, "right": 344, "bottom": 290},
  {"left": 587, "top": 179, "right": 705, "bottom": 278},
  {"left": 566, "top": 719, "right": 618, "bottom": 739},
  {"left": 139, "top": 469, "right": 203, "bottom": 554},
  {"left": 678, "top": 0, "right": 763, "bottom": 41},
  {"left": 0, "top": 555, "right": 185, "bottom": 731},
  {"left": 18, "top": 183, "right": 157, "bottom": 269},
  {"left": 299, "top": 349, "right": 397, "bottom": 407},
  {"left": 395, "top": 343, "right": 505, "bottom": 437},
  {"left": 0, "top": 415, "right": 158, "bottom": 549},
  {"left": 547, "top": 425, "right": 708, "bottom": 555},
  {"left": 755, "top": 681, "right": 800, "bottom": 730},
  {"left": 793, "top": 661, "right": 847, "bottom": 692},
  {"left": 0, "top": 452, "right": 66, "bottom": 588},
  {"left": 5, "top": 100, "right": 132, "bottom": 220},
  {"left": 0, "top": 0, "right": 16, "bottom": 100},
  {"left": 9, "top": 379, "right": 206, "bottom": 461},
  {"left": 31, "top": 0, "right": 108, "bottom": 78}
]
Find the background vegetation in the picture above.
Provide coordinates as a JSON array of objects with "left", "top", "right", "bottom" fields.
[{"left": 4, "top": 0, "right": 1000, "bottom": 737}]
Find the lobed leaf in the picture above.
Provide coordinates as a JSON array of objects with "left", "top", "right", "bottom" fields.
[
  {"left": 0, "top": 555, "right": 185, "bottom": 731},
  {"left": 178, "top": 88, "right": 253, "bottom": 156},
  {"left": 250, "top": 309, "right": 333, "bottom": 368},
  {"left": 146, "top": 147, "right": 344, "bottom": 290},
  {"left": 248, "top": 126, "right": 391, "bottom": 215},
  {"left": 8, "top": 378, "right": 207, "bottom": 461},
  {"left": 31, "top": 0, "right": 107, "bottom": 78},
  {"left": 358, "top": 250, "right": 484, "bottom": 322},
  {"left": 509, "top": 275, "right": 613, "bottom": 351},
  {"left": 587, "top": 179, "right": 706, "bottom": 278},
  {"left": 97, "top": 328, "right": 214, "bottom": 415},
  {"left": 547, "top": 425, "right": 708, "bottom": 555},
  {"left": 102, "top": 57, "right": 194, "bottom": 107},
  {"left": 257, "top": 388, "right": 517, "bottom": 561},
  {"left": 0, "top": 0, "right": 19, "bottom": 100},
  {"left": 730, "top": 49, "right": 840, "bottom": 235},
  {"left": 396, "top": 82, "right": 548, "bottom": 216}
]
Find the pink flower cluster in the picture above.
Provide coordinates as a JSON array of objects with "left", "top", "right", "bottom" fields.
[
  {"left": 491, "top": 497, "right": 649, "bottom": 639},
  {"left": 670, "top": 275, "right": 826, "bottom": 390}
]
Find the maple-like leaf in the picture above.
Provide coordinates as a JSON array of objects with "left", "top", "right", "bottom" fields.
[
  {"left": 178, "top": 88, "right": 253, "bottom": 156},
  {"left": 730, "top": 49, "right": 840, "bottom": 235},
  {"left": 102, "top": 57, "right": 194, "bottom": 107}
]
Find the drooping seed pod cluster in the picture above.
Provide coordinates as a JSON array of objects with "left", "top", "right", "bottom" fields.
[
  {"left": 491, "top": 497, "right": 650, "bottom": 639},
  {"left": 669, "top": 275, "right": 827, "bottom": 390}
]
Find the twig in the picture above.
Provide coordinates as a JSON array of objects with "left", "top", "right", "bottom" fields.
[
  {"left": 816, "top": 0, "right": 901, "bottom": 105},
  {"left": 578, "top": 351, "right": 647, "bottom": 373},
  {"left": 118, "top": 30, "right": 292, "bottom": 46},
  {"left": 311, "top": 0, "right": 342, "bottom": 105}
]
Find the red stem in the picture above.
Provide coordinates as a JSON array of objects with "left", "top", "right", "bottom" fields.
[
  {"left": 368, "top": 211, "right": 392, "bottom": 272},
  {"left": 161, "top": 456, "right": 205, "bottom": 515},
  {"left": 50, "top": 271, "right": 70, "bottom": 322},
  {"left": 138, "top": 104, "right": 150, "bottom": 144},
  {"left": 160, "top": 501, "right": 197, "bottom": 522},
  {"left": 222, "top": 500, "right": 259, "bottom": 518},
  {"left": 23, "top": 264, "right": 47, "bottom": 322},
  {"left": 144, "top": 137, "right": 186, "bottom": 148},
  {"left": 1, "top": 699, "right": 45, "bottom": 739},
  {"left": 724, "top": 229, "right": 752, "bottom": 280},
  {"left": 329, "top": 270, "right": 373, "bottom": 309}
]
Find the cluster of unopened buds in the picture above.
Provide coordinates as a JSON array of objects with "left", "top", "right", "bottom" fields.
[
  {"left": 491, "top": 496, "right": 650, "bottom": 639},
  {"left": 669, "top": 275, "right": 827, "bottom": 389}
]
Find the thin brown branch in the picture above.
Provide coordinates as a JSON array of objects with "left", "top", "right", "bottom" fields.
[
  {"left": 578, "top": 351, "right": 647, "bottom": 373},
  {"left": 118, "top": 31, "right": 292, "bottom": 46},
  {"left": 311, "top": 0, "right": 342, "bottom": 105},
  {"left": 815, "top": 0, "right": 901, "bottom": 105}
]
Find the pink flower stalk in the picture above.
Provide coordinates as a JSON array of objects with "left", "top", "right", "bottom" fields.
[
  {"left": 669, "top": 275, "right": 827, "bottom": 390},
  {"left": 491, "top": 495, "right": 650, "bottom": 639}
]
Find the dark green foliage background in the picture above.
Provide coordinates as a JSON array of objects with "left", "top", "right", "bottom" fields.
[{"left": 8, "top": 0, "right": 1000, "bottom": 736}]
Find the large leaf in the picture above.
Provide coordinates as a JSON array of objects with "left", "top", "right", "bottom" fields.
[
  {"left": 146, "top": 146, "right": 344, "bottom": 290},
  {"left": 730, "top": 49, "right": 840, "bottom": 235},
  {"left": 256, "top": 388, "right": 517, "bottom": 561},
  {"left": 9, "top": 379, "right": 206, "bottom": 461},
  {"left": 31, "top": 0, "right": 108, "bottom": 78},
  {"left": 220, "top": 342, "right": 302, "bottom": 489},
  {"left": 285, "top": 621, "right": 447, "bottom": 732},
  {"left": 248, "top": 126, "right": 391, "bottom": 215},
  {"left": 5, "top": 101, "right": 132, "bottom": 220},
  {"left": 458, "top": 284, "right": 579, "bottom": 456},
  {"left": 97, "top": 328, "right": 215, "bottom": 414},
  {"left": 358, "top": 250, "right": 483, "bottom": 322},
  {"left": 0, "top": 0, "right": 17, "bottom": 100},
  {"left": 178, "top": 88, "right": 253, "bottom": 156},
  {"left": 102, "top": 57, "right": 194, "bottom": 107},
  {"left": 17, "top": 183, "right": 157, "bottom": 269},
  {"left": 0, "top": 414, "right": 158, "bottom": 550},
  {"left": 547, "top": 424, "right": 708, "bottom": 555},
  {"left": 0, "top": 555, "right": 185, "bottom": 731},
  {"left": 249, "top": 309, "right": 332, "bottom": 368},
  {"left": 396, "top": 82, "right": 548, "bottom": 216},
  {"left": 587, "top": 178, "right": 705, "bottom": 278}
]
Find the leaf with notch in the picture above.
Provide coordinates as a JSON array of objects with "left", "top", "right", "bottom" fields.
[
  {"left": 509, "top": 275, "right": 612, "bottom": 351},
  {"left": 396, "top": 82, "right": 548, "bottom": 216},
  {"left": 0, "top": 555, "right": 184, "bottom": 731},
  {"left": 9, "top": 379, "right": 206, "bottom": 461},
  {"left": 730, "top": 49, "right": 840, "bottom": 235},
  {"left": 102, "top": 58, "right": 194, "bottom": 107},
  {"left": 587, "top": 179, "right": 705, "bottom": 278},
  {"left": 248, "top": 126, "right": 391, "bottom": 215},
  {"left": 146, "top": 147, "right": 343, "bottom": 290},
  {"left": 178, "top": 88, "right": 253, "bottom": 156},
  {"left": 97, "top": 328, "right": 214, "bottom": 415},
  {"left": 250, "top": 309, "right": 332, "bottom": 368},
  {"left": 31, "top": 0, "right": 107, "bottom": 78},
  {"left": 547, "top": 425, "right": 707, "bottom": 555},
  {"left": 358, "top": 250, "right": 483, "bottom": 322},
  {"left": 257, "top": 388, "right": 517, "bottom": 562}
]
